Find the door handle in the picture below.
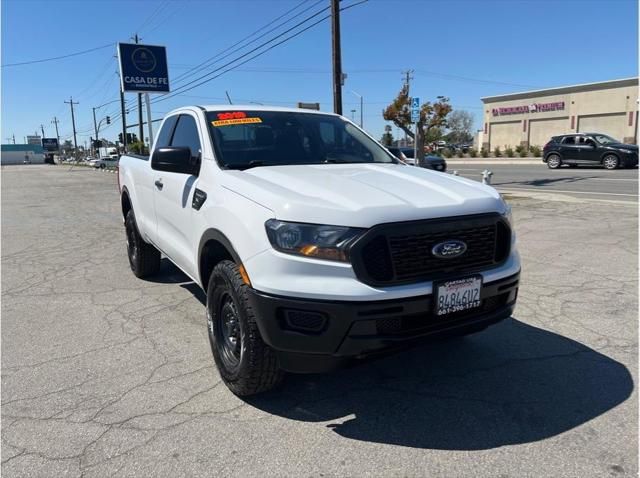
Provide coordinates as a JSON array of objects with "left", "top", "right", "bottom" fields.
[{"left": 154, "top": 179, "right": 163, "bottom": 190}]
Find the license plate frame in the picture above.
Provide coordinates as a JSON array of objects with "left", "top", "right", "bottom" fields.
[{"left": 434, "top": 275, "right": 483, "bottom": 316}]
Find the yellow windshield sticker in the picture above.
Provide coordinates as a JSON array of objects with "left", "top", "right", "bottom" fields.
[{"left": 211, "top": 117, "right": 262, "bottom": 127}]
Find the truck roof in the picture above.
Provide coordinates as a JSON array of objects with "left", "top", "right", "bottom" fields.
[{"left": 167, "top": 104, "right": 341, "bottom": 117}]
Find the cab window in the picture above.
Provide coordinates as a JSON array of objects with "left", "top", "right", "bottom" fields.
[{"left": 171, "top": 115, "right": 202, "bottom": 158}]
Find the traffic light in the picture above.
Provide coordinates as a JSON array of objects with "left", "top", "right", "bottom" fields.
[
  {"left": 118, "top": 133, "right": 123, "bottom": 143},
  {"left": 106, "top": 116, "right": 111, "bottom": 125}
]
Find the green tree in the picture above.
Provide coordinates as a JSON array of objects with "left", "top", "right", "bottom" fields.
[
  {"left": 380, "top": 132, "right": 394, "bottom": 146},
  {"left": 383, "top": 85, "right": 451, "bottom": 155}
]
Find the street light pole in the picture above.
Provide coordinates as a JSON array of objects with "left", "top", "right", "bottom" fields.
[{"left": 350, "top": 90, "right": 363, "bottom": 128}]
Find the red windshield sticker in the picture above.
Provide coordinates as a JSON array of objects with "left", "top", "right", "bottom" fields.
[
  {"left": 211, "top": 117, "right": 262, "bottom": 127},
  {"left": 217, "top": 112, "right": 247, "bottom": 120}
]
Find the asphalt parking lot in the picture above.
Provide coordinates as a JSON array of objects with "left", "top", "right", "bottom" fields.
[{"left": 2, "top": 165, "right": 637, "bottom": 477}]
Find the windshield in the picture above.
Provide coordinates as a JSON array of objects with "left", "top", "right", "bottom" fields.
[
  {"left": 592, "top": 134, "right": 619, "bottom": 144},
  {"left": 207, "top": 110, "right": 397, "bottom": 169}
]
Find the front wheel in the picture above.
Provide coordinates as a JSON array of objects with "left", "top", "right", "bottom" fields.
[
  {"left": 546, "top": 154, "right": 562, "bottom": 169},
  {"left": 603, "top": 154, "right": 619, "bottom": 170},
  {"left": 207, "top": 260, "right": 283, "bottom": 396}
]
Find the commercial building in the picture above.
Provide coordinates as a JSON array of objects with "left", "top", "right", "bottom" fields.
[
  {"left": 479, "top": 78, "right": 638, "bottom": 151},
  {"left": 1, "top": 144, "right": 45, "bottom": 165}
]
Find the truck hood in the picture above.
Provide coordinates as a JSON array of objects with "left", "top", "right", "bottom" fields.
[{"left": 221, "top": 163, "right": 506, "bottom": 227}]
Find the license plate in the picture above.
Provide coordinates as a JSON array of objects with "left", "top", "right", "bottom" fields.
[{"left": 435, "top": 276, "right": 482, "bottom": 316}]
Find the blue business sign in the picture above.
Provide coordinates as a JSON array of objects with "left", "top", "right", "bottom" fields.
[
  {"left": 42, "top": 138, "right": 59, "bottom": 151},
  {"left": 118, "top": 43, "right": 170, "bottom": 93}
]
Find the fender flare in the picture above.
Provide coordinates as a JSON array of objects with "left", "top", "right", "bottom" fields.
[{"left": 197, "top": 228, "right": 242, "bottom": 285}]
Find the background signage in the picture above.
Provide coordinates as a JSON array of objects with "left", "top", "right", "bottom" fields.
[
  {"left": 41, "top": 138, "right": 59, "bottom": 151},
  {"left": 118, "top": 43, "right": 169, "bottom": 93},
  {"left": 492, "top": 101, "right": 565, "bottom": 116}
]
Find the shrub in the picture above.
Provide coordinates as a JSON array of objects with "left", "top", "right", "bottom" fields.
[
  {"left": 518, "top": 148, "right": 528, "bottom": 157},
  {"left": 505, "top": 147, "right": 514, "bottom": 158},
  {"left": 493, "top": 147, "right": 501, "bottom": 157},
  {"left": 530, "top": 145, "right": 542, "bottom": 157},
  {"left": 469, "top": 148, "right": 478, "bottom": 158},
  {"left": 515, "top": 144, "right": 524, "bottom": 154},
  {"left": 456, "top": 149, "right": 464, "bottom": 158},
  {"left": 480, "top": 148, "right": 489, "bottom": 158},
  {"left": 443, "top": 149, "right": 453, "bottom": 158}
]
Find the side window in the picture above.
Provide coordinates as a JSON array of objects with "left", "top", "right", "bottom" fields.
[
  {"left": 170, "top": 115, "right": 202, "bottom": 159},
  {"left": 562, "top": 136, "right": 576, "bottom": 145},
  {"left": 154, "top": 115, "right": 178, "bottom": 150}
]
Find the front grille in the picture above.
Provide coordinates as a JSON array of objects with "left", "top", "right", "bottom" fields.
[{"left": 352, "top": 214, "right": 510, "bottom": 286}]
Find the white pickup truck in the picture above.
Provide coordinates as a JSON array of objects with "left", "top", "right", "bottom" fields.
[{"left": 118, "top": 105, "right": 520, "bottom": 396}]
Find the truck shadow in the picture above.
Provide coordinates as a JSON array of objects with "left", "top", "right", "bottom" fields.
[{"left": 245, "top": 318, "right": 633, "bottom": 451}]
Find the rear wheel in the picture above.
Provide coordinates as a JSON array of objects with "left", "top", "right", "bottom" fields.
[
  {"left": 546, "top": 154, "right": 562, "bottom": 169},
  {"left": 207, "top": 260, "right": 283, "bottom": 396},
  {"left": 603, "top": 154, "right": 619, "bottom": 170},
  {"left": 100, "top": 163, "right": 106, "bottom": 169},
  {"left": 125, "top": 210, "right": 161, "bottom": 278}
]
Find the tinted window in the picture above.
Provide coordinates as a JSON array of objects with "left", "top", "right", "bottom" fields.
[
  {"left": 154, "top": 115, "right": 178, "bottom": 149},
  {"left": 171, "top": 115, "right": 202, "bottom": 158},
  {"left": 561, "top": 136, "right": 576, "bottom": 145}
]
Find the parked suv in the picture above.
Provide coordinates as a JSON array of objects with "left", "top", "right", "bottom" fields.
[
  {"left": 543, "top": 133, "right": 638, "bottom": 169},
  {"left": 118, "top": 106, "right": 520, "bottom": 396}
]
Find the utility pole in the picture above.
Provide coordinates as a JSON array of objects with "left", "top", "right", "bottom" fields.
[
  {"left": 330, "top": 0, "right": 343, "bottom": 115},
  {"left": 40, "top": 124, "right": 45, "bottom": 138},
  {"left": 133, "top": 33, "right": 144, "bottom": 145},
  {"left": 51, "top": 117, "right": 60, "bottom": 145},
  {"left": 64, "top": 97, "right": 79, "bottom": 161},
  {"left": 401, "top": 70, "right": 414, "bottom": 146},
  {"left": 120, "top": 88, "right": 128, "bottom": 152},
  {"left": 12, "top": 134, "right": 16, "bottom": 144},
  {"left": 92, "top": 107, "right": 99, "bottom": 157}
]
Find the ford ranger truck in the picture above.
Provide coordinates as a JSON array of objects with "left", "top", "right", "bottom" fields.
[{"left": 118, "top": 106, "right": 520, "bottom": 396}]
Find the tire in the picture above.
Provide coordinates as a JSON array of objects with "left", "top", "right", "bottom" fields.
[
  {"left": 546, "top": 154, "right": 562, "bottom": 169},
  {"left": 100, "top": 163, "right": 106, "bottom": 169},
  {"left": 207, "top": 260, "right": 283, "bottom": 396},
  {"left": 125, "top": 209, "right": 161, "bottom": 278},
  {"left": 603, "top": 154, "right": 619, "bottom": 170}
]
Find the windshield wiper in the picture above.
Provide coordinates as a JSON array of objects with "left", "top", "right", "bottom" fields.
[{"left": 224, "top": 160, "right": 265, "bottom": 170}]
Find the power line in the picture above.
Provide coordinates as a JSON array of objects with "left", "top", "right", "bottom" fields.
[
  {"left": 2, "top": 43, "right": 114, "bottom": 68},
  {"left": 172, "top": 0, "right": 321, "bottom": 85},
  {"left": 152, "top": 1, "right": 368, "bottom": 105}
]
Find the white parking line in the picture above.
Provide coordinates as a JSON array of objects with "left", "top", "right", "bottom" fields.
[
  {"left": 586, "top": 178, "right": 638, "bottom": 182},
  {"left": 498, "top": 187, "right": 638, "bottom": 198}
]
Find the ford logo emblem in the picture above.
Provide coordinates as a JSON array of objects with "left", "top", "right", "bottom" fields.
[{"left": 432, "top": 240, "right": 467, "bottom": 259}]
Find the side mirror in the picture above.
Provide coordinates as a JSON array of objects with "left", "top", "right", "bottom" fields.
[{"left": 151, "top": 147, "right": 199, "bottom": 175}]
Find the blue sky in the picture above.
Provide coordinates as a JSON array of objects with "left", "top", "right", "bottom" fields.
[{"left": 2, "top": 0, "right": 638, "bottom": 146}]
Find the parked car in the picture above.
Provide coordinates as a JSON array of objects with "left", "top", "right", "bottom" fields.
[
  {"left": 386, "top": 146, "right": 416, "bottom": 165},
  {"left": 389, "top": 147, "right": 447, "bottom": 172},
  {"left": 118, "top": 105, "right": 519, "bottom": 396},
  {"left": 93, "top": 157, "right": 119, "bottom": 169},
  {"left": 543, "top": 133, "right": 638, "bottom": 169}
]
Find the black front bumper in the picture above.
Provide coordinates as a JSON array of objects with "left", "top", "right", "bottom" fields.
[{"left": 246, "top": 272, "right": 519, "bottom": 373}]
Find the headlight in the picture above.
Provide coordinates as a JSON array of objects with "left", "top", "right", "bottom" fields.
[{"left": 265, "top": 219, "right": 365, "bottom": 262}]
